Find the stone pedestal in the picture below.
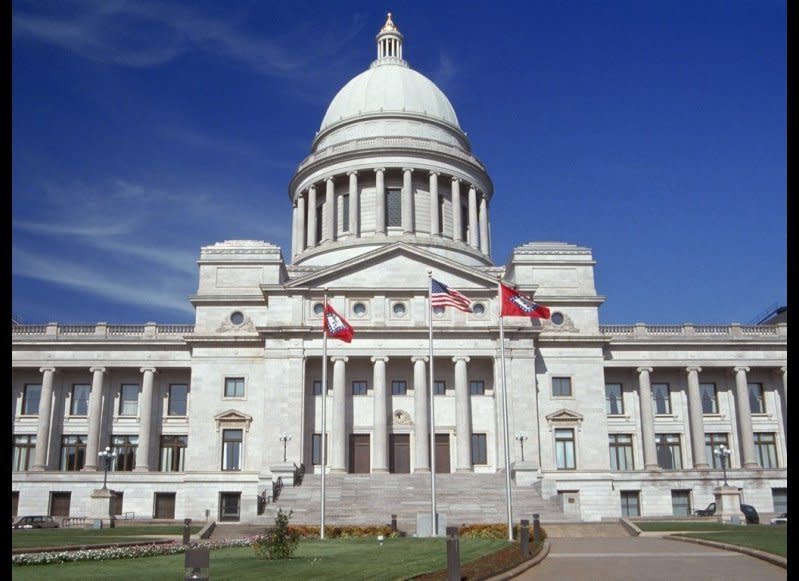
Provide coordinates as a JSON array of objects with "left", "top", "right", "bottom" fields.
[
  {"left": 512, "top": 461, "right": 539, "bottom": 486},
  {"left": 270, "top": 462, "right": 297, "bottom": 485},
  {"left": 714, "top": 485, "right": 745, "bottom": 524},
  {"left": 88, "top": 488, "right": 116, "bottom": 528}
]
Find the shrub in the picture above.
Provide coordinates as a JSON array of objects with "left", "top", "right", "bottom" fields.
[{"left": 252, "top": 509, "right": 300, "bottom": 560}]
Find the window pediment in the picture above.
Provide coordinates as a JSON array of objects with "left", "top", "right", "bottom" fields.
[
  {"left": 546, "top": 408, "right": 584, "bottom": 429},
  {"left": 214, "top": 409, "right": 253, "bottom": 432}
]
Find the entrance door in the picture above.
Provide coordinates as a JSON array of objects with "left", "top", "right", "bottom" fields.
[
  {"left": 389, "top": 434, "right": 410, "bottom": 473},
  {"left": 435, "top": 434, "right": 450, "bottom": 473},
  {"left": 349, "top": 434, "right": 371, "bottom": 473},
  {"left": 154, "top": 492, "right": 176, "bottom": 519},
  {"left": 219, "top": 492, "right": 241, "bottom": 522},
  {"left": 50, "top": 492, "right": 71, "bottom": 517}
]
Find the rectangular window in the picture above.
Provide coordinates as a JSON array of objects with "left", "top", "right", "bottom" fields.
[
  {"left": 555, "top": 428, "right": 576, "bottom": 469},
  {"left": 219, "top": 492, "right": 241, "bottom": 522},
  {"left": 342, "top": 194, "right": 350, "bottom": 232},
  {"left": 312, "top": 380, "right": 325, "bottom": 395},
  {"left": 655, "top": 433, "right": 682, "bottom": 470},
  {"left": 118, "top": 384, "right": 139, "bottom": 416},
  {"left": 224, "top": 377, "right": 245, "bottom": 398},
  {"left": 671, "top": 490, "right": 692, "bottom": 517},
  {"left": 167, "top": 384, "right": 188, "bottom": 416},
  {"left": 700, "top": 383, "right": 718, "bottom": 414},
  {"left": 471, "top": 433, "right": 487, "bottom": 465},
  {"left": 460, "top": 202, "right": 468, "bottom": 241},
  {"left": 160, "top": 435, "right": 187, "bottom": 472},
  {"left": 552, "top": 377, "right": 572, "bottom": 397},
  {"left": 386, "top": 188, "right": 402, "bottom": 227},
  {"left": 391, "top": 380, "right": 407, "bottom": 395},
  {"left": 352, "top": 381, "right": 368, "bottom": 395},
  {"left": 311, "top": 433, "right": 328, "bottom": 465},
  {"left": 469, "top": 380, "right": 485, "bottom": 395},
  {"left": 71, "top": 384, "right": 91, "bottom": 416},
  {"left": 704, "top": 433, "right": 729, "bottom": 468},
  {"left": 608, "top": 434, "right": 634, "bottom": 471},
  {"left": 222, "top": 429, "right": 243, "bottom": 471},
  {"left": 605, "top": 383, "right": 624, "bottom": 415},
  {"left": 754, "top": 432, "right": 778, "bottom": 468},
  {"left": 111, "top": 435, "right": 138, "bottom": 471},
  {"left": 22, "top": 384, "right": 41, "bottom": 415},
  {"left": 772, "top": 488, "right": 787, "bottom": 513},
  {"left": 433, "top": 380, "right": 447, "bottom": 395},
  {"left": 620, "top": 491, "right": 640, "bottom": 517},
  {"left": 315, "top": 203, "right": 323, "bottom": 244},
  {"left": 748, "top": 383, "right": 765, "bottom": 414},
  {"left": 13, "top": 434, "right": 36, "bottom": 471},
  {"left": 60, "top": 435, "right": 87, "bottom": 471},
  {"left": 652, "top": 383, "right": 671, "bottom": 414}
]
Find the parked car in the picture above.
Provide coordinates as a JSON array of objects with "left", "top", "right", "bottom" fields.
[
  {"left": 693, "top": 502, "right": 759, "bottom": 524},
  {"left": 769, "top": 512, "right": 787, "bottom": 525},
  {"left": 12, "top": 515, "right": 59, "bottom": 529}
]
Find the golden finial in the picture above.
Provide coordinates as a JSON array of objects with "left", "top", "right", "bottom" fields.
[{"left": 380, "top": 12, "right": 398, "bottom": 34}]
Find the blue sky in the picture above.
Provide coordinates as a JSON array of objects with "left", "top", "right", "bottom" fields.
[{"left": 12, "top": 1, "right": 786, "bottom": 325}]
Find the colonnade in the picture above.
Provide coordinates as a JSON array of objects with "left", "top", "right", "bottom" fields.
[{"left": 291, "top": 169, "right": 490, "bottom": 258}]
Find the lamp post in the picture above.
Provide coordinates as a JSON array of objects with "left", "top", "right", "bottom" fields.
[
  {"left": 279, "top": 433, "right": 292, "bottom": 463},
  {"left": 98, "top": 446, "right": 113, "bottom": 490},
  {"left": 714, "top": 444, "right": 731, "bottom": 486},
  {"left": 515, "top": 432, "right": 528, "bottom": 462}
]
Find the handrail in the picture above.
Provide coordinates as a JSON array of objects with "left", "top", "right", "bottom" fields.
[{"left": 294, "top": 462, "right": 306, "bottom": 487}]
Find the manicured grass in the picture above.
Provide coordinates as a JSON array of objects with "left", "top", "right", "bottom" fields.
[
  {"left": 633, "top": 521, "right": 787, "bottom": 558},
  {"left": 12, "top": 537, "right": 511, "bottom": 580},
  {"left": 12, "top": 525, "right": 203, "bottom": 550}
]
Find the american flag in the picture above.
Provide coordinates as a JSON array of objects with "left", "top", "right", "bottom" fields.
[{"left": 431, "top": 279, "right": 473, "bottom": 313}]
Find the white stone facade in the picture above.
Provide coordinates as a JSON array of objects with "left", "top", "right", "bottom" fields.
[{"left": 12, "top": 15, "right": 786, "bottom": 524}]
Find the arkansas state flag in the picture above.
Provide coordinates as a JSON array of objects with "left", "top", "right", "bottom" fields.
[
  {"left": 500, "top": 282, "right": 551, "bottom": 319},
  {"left": 323, "top": 302, "right": 354, "bottom": 343}
]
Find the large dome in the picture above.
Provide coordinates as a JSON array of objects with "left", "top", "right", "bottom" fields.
[{"left": 320, "top": 63, "right": 460, "bottom": 131}]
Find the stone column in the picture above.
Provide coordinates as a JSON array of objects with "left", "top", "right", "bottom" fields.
[
  {"left": 296, "top": 193, "right": 306, "bottom": 253},
  {"left": 780, "top": 366, "right": 787, "bottom": 407},
  {"left": 429, "top": 171, "right": 439, "bottom": 236},
  {"left": 307, "top": 185, "right": 317, "bottom": 247},
  {"left": 375, "top": 168, "right": 386, "bottom": 234},
  {"left": 413, "top": 356, "right": 430, "bottom": 472},
  {"left": 291, "top": 202, "right": 298, "bottom": 258},
  {"left": 324, "top": 177, "right": 335, "bottom": 243},
  {"left": 733, "top": 366, "right": 759, "bottom": 469},
  {"left": 468, "top": 185, "right": 478, "bottom": 249},
  {"left": 348, "top": 171, "right": 359, "bottom": 237},
  {"left": 83, "top": 367, "right": 106, "bottom": 471},
  {"left": 372, "top": 356, "right": 389, "bottom": 472},
  {"left": 330, "top": 356, "right": 348, "bottom": 472},
  {"left": 451, "top": 178, "right": 462, "bottom": 242},
  {"left": 685, "top": 366, "right": 709, "bottom": 469},
  {"left": 479, "top": 195, "right": 490, "bottom": 256},
  {"left": 454, "top": 356, "right": 472, "bottom": 471},
  {"left": 402, "top": 168, "right": 414, "bottom": 233},
  {"left": 637, "top": 367, "right": 659, "bottom": 470},
  {"left": 31, "top": 367, "right": 56, "bottom": 471},
  {"left": 134, "top": 367, "right": 157, "bottom": 471}
]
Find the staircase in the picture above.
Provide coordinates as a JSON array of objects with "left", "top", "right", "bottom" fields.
[{"left": 256, "top": 472, "right": 580, "bottom": 534}]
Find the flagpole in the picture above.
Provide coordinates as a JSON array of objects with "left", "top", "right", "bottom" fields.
[
  {"left": 320, "top": 290, "right": 328, "bottom": 540},
  {"left": 497, "top": 277, "right": 514, "bottom": 541},
  {"left": 427, "top": 271, "right": 437, "bottom": 536}
]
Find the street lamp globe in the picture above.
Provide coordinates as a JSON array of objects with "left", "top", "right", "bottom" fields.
[{"left": 713, "top": 444, "right": 731, "bottom": 486}]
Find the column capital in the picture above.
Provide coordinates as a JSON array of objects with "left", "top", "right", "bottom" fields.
[
  {"left": 429, "top": 170, "right": 440, "bottom": 177},
  {"left": 330, "top": 356, "right": 349, "bottom": 363},
  {"left": 636, "top": 367, "right": 653, "bottom": 374},
  {"left": 39, "top": 366, "right": 56, "bottom": 374},
  {"left": 370, "top": 356, "right": 389, "bottom": 363},
  {"left": 325, "top": 176, "right": 335, "bottom": 185},
  {"left": 89, "top": 366, "right": 106, "bottom": 374},
  {"left": 451, "top": 176, "right": 461, "bottom": 184},
  {"left": 374, "top": 167, "right": 385, "bottom": 174},
  {"left": 733, "top": 366, "right": 750, "bottom": 374},
  {"left": 347, "top": 170, "right": 358, "bottom": 177},
  {"left": 780, "top": 365, "right": 787, "bottom": 374},
  {"left": 140, "top": 367, "right": 158, "bottom": 375},
  {"left": 468, "top": 184, "right": 477, "bottom": 192},
  {"left": 308, "top": 184, "right": 316, "bottom": 192},
  {"left": 452, "top": 356, "right": 470, "bottom": 363},
  {"left": 411, "top": 356, "right": 428, "bottom": 363},
  {"left": 402, "top": 167, "right": 414, "bottom": 173},
  {"left": 685, "top": 366, "right": 702, "bottom": 374}
]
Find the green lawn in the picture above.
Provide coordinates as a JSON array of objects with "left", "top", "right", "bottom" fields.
[
  {"left": 12, "top": 526, "right": 202, "bottom": 550},
  {"left": 12, "top": 537, "right": 511, "bottom": 580},
  {"left": 634, "top": 521, "right": 787, "bottom": 558}
]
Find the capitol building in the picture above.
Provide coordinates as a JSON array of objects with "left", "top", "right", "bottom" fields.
[{"left": 12, "top": 15, "right": 786, "bottom": 528}]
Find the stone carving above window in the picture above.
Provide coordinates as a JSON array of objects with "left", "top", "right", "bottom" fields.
[
  {"left": 541, "top": 312, "right": 578, "bottom": 333},
  {"left": 216, "top": 315, "right": 256, "bottom": 333},
  {"left": 393, "top": 409, "right": 413, "bottom": 425}
]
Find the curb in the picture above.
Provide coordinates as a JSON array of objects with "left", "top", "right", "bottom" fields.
[
  {"left": 484, "top": 540, "right": 551, "bottom": 581},
  {"left": 668, "top": 535, "right": 787, "bottom": 569}
]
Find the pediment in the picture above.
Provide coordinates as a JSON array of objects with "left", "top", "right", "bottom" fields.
[
  {"left": 214, "top": 409, "right": 253, "bottom": 431},
  {"left": 545, "top": 408, "right": 584, "bottom": 423},
  {"left": 285, "top": 242, "right": 498, "bottom": 291}
]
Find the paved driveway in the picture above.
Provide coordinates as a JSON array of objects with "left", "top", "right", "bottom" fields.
[{"left": 515, "top": 537, "right": 786, "bottom": 581}]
